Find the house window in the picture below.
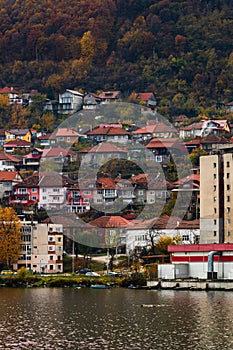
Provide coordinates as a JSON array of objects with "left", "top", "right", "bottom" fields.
[
  {"left": 42, "top": 196, "right": 46, "bottom": 200},
  {"left": 213, "top": 174, "right": 216, "bottom": 180},
  {"left": 227, "top": 173, "right": 230, "bottom": 179},
  {"left": 32, "top": 196, "right": 37, "bottom": 200},
  {"left": 57, "top": 265, "right": 61, "bottom": 271},
  {"left": 32, "top": 188, "right": 37, "bottom": 192},
  {"left": 84, "top": 191, "right": 90, "bottom": 195},
  {"left": 49, "top": 255, "right": 53, "bottom": 261},
  {"left": 213, "top": 162, "right": 216, "bottom": 168},
  {"left": 58, "top": 237, "right": 61, "bottom": 242},
  {"left": 182, "top": 235, "right": 189, "bottom": 241},
  {"left": 227, "top": 196, "right": 230, "bottom": 202},
  {"left": 227, "top": 207, "right": 230, "bottom": 213},
  {"left": 19, "top": 188, "right": 27, "bottom": 194},
  {"left": 227, "top": 231, "right": 231, "bottom": 237},
  {"left": 213, "top": 185, "right": 216, "bottom": 191},
  {"left": 213, "top": 197, "right": 216, "bottom": 202},
  {"left": 227, "top": 161, "right": 230, "bottom": 167},
  {"left": 214, "top": 231, "right": 217, "bottom": 236},
  {"left": 227, "top": 219, "right": 231, "bottom": 225},
  {"left": 214, "top": 208, "right": 216, "bottom": 214},
  {"left": 49, "top": 265, "right": 53, "bottom": 270},
  {"left": 227, "top": 184, "right": 230, "bottom": 190}
]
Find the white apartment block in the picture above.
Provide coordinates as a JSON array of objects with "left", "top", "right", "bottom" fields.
[{"left": 14, "top": 221, "right": 63, "bottom": 273}]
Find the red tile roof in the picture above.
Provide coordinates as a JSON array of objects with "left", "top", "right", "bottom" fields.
[
  {"left": 53, "top": 128, "right": 82, "bottom": 137},
  {"left": 146, "top": 138, "right": 182, "bottom": 150},
  {"left": 90, "top": 215, "right": 132, "bottom": 228},
  {"left": 0, "top": 151, "right": 20, "bottom": 162},
  {"left": 42, "top": 148, "right": 74, "bottom": 157},
  {"left": 87, "top": 126, "right": 129, "bottom": 136},
  {"left": 0, "top": 171, "right": 21, "bottom": 181},
  {"left": 80, "top": 142, "right": 127, "bottom": 154},
  {"left": 4, "top": 140, "right": 31, "bottom": 147},
  {"left": 0, "top": 86, "right": 18, "bottom": 94}
]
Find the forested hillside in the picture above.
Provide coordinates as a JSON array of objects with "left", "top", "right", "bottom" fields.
[{"left": 0, "top": 0, "right": 233, "bottom": 118}]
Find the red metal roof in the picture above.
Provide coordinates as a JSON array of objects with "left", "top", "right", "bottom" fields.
[{"left": 168, "top": 243, "right": 233, "bottom": 252}]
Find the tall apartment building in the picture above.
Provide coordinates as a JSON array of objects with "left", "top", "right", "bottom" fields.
[
  {"left": 13, "top": 221, "right": 63, "bottom": 273},
  {"left": 200, "top": 150, "right": 233, "bottom": 244}
]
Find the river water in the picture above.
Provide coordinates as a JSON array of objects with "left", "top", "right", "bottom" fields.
[{"left": 0, "top": 287, "right": 232, "bottom": 349}]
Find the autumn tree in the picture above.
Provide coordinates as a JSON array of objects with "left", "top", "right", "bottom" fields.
[
  {"left": 156, "top": 234, "right": 182, "bottom": 255},
  {"left": 0, "top": 207, "right": 21, "bottom": 268}
]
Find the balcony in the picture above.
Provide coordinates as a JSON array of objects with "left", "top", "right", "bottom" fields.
[{"left": 103, "top": 191, "right": 117, "bottom": 198}]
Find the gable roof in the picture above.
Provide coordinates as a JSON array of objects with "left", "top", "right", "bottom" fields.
[
  {"left": 90, "top": 215, "right": 132, "bottom": 228},
  {"left": 53, "top": 128, "right": 82, "bottom": 137},
  {"left": 7, "top": 129, "right": 30, "bottom": 136},
  {"left": 4, "top": 140, "right": 31, "bottom": 147},
  {"left": 87, "top": 126, "right": 129, "bottom": 136},
  {"left": 41, "top": 147, "right": 74, "bottom": 157},
  {"left": 130, "top": 92, "right": 155, "bottom": 102},
  {"left": 80, "top": 142, "right": 127, "bottom": 154},
  {"left": 0, "top": 151, "right": 20, "bottom": 162},
  {"left": 0, "top": 86, "right": 19, "bottom": 94},
  {"left": 0, "top": 171, "right": 22, "bottom": 182}
]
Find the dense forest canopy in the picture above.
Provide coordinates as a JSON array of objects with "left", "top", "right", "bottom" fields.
[{"left": 0, "top": 0, "right": 233, "bottom": 118}]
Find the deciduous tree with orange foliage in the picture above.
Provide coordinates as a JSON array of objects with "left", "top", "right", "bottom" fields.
[{"left": 0, "top": 207, "right": 21, "bottom": 268}]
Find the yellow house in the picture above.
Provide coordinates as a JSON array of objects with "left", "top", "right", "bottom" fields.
[{"left": 5, "top": 129, "right": 32, "bottom": 143}]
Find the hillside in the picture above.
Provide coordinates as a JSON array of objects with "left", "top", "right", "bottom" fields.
[{"left": 0, "top": 0, "right": 233, "bottom": 118}]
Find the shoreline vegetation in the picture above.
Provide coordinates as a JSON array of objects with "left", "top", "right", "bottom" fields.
[{"left": 0, "top": 272, "right": 147, "bottom": 289}]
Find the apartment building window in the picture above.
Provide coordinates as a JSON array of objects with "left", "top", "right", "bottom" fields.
[
  {"left": 49, "top": 265, "right": 53, "bottom": 270},
  {"left": 214, "top": 231, "right": 217, "bottom": 236},
  {"left": 214, "top": 208, "right": 216, "bottom": 214},
  {"left": 214, "top": 219, "right": 216, "bottom": 225},
  {"left": 227, "top": 196, "right": 230, "bottom": 202},
  {"left": 227, "top": 219, "right": 231, "bottom": 225},
  {"left": 227, "top": 231, "right": 231, "bottom": 237},
  {"left": 213, "top": 174, "right": 216, "bottom": 180},
  {"left": 213, "top": 185, "right": 216, "bottom": 191},
  {"left": 227, "top": 161, "right": 230, "bottom": 167},
  {"left": 58, "top": 237, "right": 61, "bottom": 242},
  {"left": 213, "top": 162, "right": 216, "bottom": 168},
  {"left": 49, "top": 255, "right": 53, "bottom": 261},
  {"left": 227, "top": 184, "right": 231, "bottom": 190},
  {"left": 227, "top": 173, "right": 230, "bottom": 179},
  {"left": 227, "top": 207, "right": 230, "bottom": 213},
  {"left": 213, "top": 197, "right": 216, "bottom": 202}
]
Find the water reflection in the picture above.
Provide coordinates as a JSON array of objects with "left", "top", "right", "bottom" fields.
[{"left": 0, "top": 288, "right": 233, "bottom": 349}]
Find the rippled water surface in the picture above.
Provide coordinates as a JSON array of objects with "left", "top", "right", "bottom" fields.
[{"left": 0, "top": 287, "right": 233, "bottom": 349}]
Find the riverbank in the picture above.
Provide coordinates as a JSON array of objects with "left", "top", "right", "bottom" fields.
[{"left": 147, "top": 279, "right": 233, "bottom": 291}]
